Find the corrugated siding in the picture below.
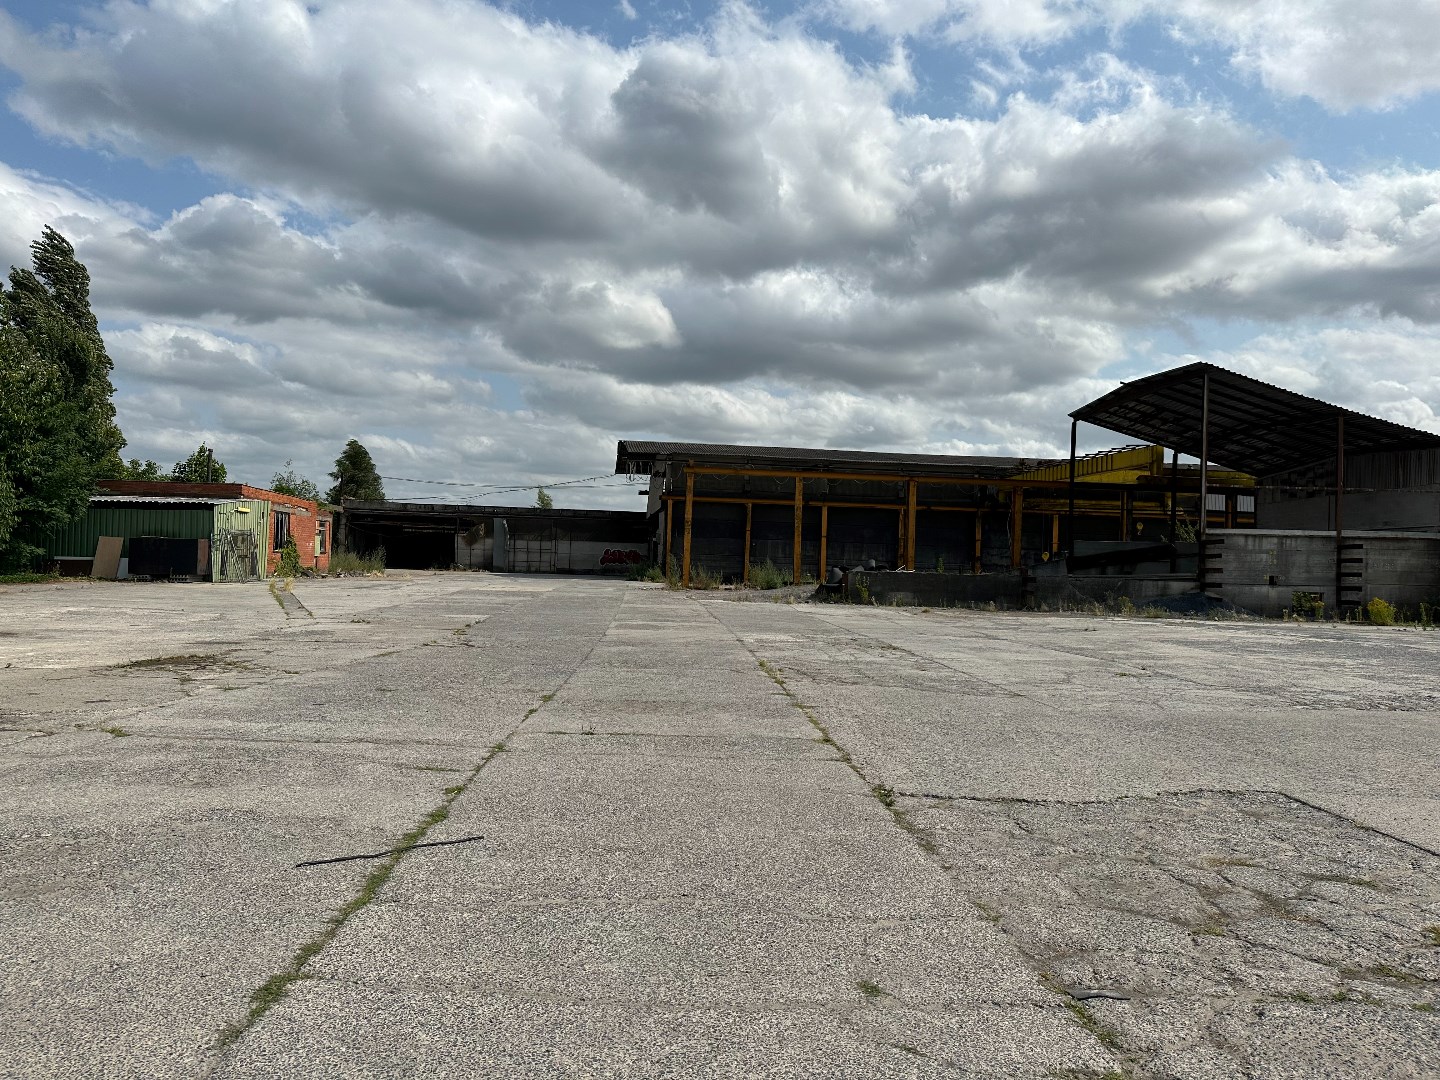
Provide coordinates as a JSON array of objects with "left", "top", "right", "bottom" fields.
[
  {"left": 40, "top": 504, "right": 217, "bottom": 560},
  {"left": 212, "top": 501, "right": 270, "bottom": 582}
]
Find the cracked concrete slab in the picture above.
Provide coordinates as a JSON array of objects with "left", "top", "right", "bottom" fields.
[{"left": 3, "top": 575, "right": 1437, "bottom": 1077}]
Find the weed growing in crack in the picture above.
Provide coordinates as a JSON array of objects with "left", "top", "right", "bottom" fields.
[
  {"left": 100, "top": 725, "right": 130, "bottom": 738},
  {"left": 854, "top": 979, "right": 888, "bottom": 1001},
  {"left": 1311, "top": 873, "right": 1380, "bottom": 890},
  {"left": 889, "top": 1043, "right": 926, "bottom": 1058},
  {"left": 1424, "top": 926, "right": 1440, "bottom": 946},
  {"left": 212, "top": 738, "right": 511, "bottom": 1053},
  {"left": 974, "top": 901, "right": 1002, "bottom": 924}
]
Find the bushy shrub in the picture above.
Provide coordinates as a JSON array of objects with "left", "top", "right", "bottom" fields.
[
  {"left": 277, "top": 536, "right": 302, "bottom": 577},
  {"left": 747, "top": 560, "right": 787, "bottom": 590},
  {"left": 689, "top": 563, "right": 721, "bottom": 590},
  {"left": 1291, "top": 591, "right": 1324, "bottom": 620},
  {"left": 1366, "top": 597, "right": 1397, "bottom": 626}
]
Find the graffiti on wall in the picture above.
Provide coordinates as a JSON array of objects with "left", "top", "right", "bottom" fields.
[{"left": 599, "top": 548, "right": 646, "bottom": 566}]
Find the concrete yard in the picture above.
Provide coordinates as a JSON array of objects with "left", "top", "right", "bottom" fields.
[{"left": 2, "top": 573, "right": 1438, "bottom": 1078}]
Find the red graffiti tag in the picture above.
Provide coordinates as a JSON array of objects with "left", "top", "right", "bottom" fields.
[{"left": 600, "top": 548, "right": 645, "bottom": 566}]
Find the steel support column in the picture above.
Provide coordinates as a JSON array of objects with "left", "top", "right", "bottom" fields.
[
  {"left": 792, "top": 476, "right": 803, "bottom": 584},
  {"left": 1335, "top": 413, "right": 1345, "bottom": 609},
  {"left": 682, "top": 470, "right": 695, "bottom": 588},
  {"left": 1168, "top": 446, "right": 1179, "bottom": 573},
  {"left": 1199, "top": 372, "right": 1211, "bottom": 541},
  {"left": 904, "top": 479, "right": 918, "bottom": 570},
  {"left": 973, "top": 511, "right": 984, "bottom": 574},
  {"left": 743, "top": 502, "right": 752, "bottom": 584},
  {"left": 819, "top": 505, "right": 829, "bottom": 580},
  {"left": 1010, "top": 487, "right": 1024, "bottom": 569},
  {"left": 1066, "top": 419, "right": 1078, "bottom": 556}
]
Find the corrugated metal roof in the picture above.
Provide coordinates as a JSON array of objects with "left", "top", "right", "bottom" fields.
[
  {"left": 343, "top": 502, "right": 644, "bottom": 520},
  {"left": 90, "top": 495, "right": 221, "bottom": 505},
  {"left": 615, "top": 440, "right": 1028, "bottom": 476},
  {"left": 1071, "top": 362, "right": 1440, "bottom": 478}
]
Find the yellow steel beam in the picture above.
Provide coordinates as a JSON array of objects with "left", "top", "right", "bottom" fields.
[
  {"left": 1010, "top": 488, "right": 1023, "bottom": 568},
  {"left": 683, "top": 464, "right": 1063, "bottom": 490},
  {"left": 904, "top": 479, "right": 917, "bottom": 570},
  {"left": 819, "top": 504, "right": 829, "bottom": 580},
  {"left": 792, "top": 477, "right": 803, "bottom": 584},
  {"left": 743, "top": 503, "right": 752, "bottom": 584},
  {"left": 682, "top": 471, "right": 694, "bottom": 588}
]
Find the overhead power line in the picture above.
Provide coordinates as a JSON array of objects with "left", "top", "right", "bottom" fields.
[{"left": 377, "top": 472, "right": 635, "bottom": 499}]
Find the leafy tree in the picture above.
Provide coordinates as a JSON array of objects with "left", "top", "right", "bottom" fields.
[
  {"left": 120, "top": 458, "right": 165, "bottom": 480},
  {"left": 535, "top": 486, "right": 553, "bottom": 510},
  {"left": 5, "top": 227, "right": 124, "bottom": 479},
  {"left": 171, "top": 443, "right": 227, "bottom": 483},
  {"left": 0, "top": 227, "right": 124, "bottom": 570},
  {"left": 271, "top": 459, "right": 322, "bottom": 502},
  {"left": 326, "top": 439, "right": 384, "bottom": 504}
]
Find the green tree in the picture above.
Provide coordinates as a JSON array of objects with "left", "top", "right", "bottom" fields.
[
  {"left": 271, "top": 459, "right": 322, "bottom": 502},
  {"left": 5, "top": 227, "right": 124, "bottom": 479},
  {"left": 120, "top": 458, "right": 165, "bottom": 480},
  {"left": 0, "top": 227, "right": 124, "bottom": 570},
  {"left": 171, "top": 443, "right": 227, "bottom": 483},
  {"left": 326, "top": 439, "right": 384, "bottom": 504},
  {"left": 535, "top": 486, "right": 553, "bottom": 510}
]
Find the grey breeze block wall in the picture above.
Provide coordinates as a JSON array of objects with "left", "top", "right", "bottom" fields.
[{"left": 1209, "top": 529, "right": 1440, "bottom": 615}]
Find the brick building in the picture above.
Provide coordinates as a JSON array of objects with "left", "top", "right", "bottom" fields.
[{"left": 98, "top": 481, "right": 333, "bottom": 574}]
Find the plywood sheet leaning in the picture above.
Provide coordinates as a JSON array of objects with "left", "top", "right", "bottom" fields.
[{"left": 92, "top": 536, "right": 122, "bottom": 579}]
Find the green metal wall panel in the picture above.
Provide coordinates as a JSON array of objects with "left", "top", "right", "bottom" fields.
[
  {"left": 212, "top": 501, "right": 270, "bottom": 582},
  {"left": 40, "top": 504, "right": 218, "bottom": 560}
]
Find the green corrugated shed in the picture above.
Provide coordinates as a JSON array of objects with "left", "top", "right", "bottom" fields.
[
  {"left": 37, "top": 497, "right": 272, "bottom": 581},
  {"left": 40, "top": 500, "right": 218, "bottom": 560}
]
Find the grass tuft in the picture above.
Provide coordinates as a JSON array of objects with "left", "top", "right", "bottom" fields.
[
  {"left": 212, "top": 736, "right": 511, "bottom": 1053},
  {"left": 330, "top": 548, "right": 386, "bottom": 575},
  {"left": 855, "top": 979, "right": 887, "bottom": 1000}
]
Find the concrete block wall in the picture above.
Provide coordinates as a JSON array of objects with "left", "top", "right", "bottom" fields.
[
  {"left": 1258, "top": 490, "right": 1440, "bottom": 533},
  {"left": 1209, "top": 529, "right": 1440, "bottom": 615}
]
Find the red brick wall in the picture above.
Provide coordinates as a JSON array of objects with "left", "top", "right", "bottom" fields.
[{"left": 98, "top": 481, "right": 332, "bottom": 574}]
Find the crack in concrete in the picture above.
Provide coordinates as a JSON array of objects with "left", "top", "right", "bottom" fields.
[{"left": 203, "top": 592, "right": 629, "bottom": 1071}]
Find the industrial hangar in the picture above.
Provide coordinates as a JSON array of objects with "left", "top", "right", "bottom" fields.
[
  {"left": 338, "top": 361, "right": 1440, "bottom": 612},
  {"left": 615, "top": 439, "right": 1254, "bottom": 587}
]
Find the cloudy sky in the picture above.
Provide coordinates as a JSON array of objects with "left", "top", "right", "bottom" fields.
[{"left": 1, "top": 0, "right": 1438, "bottom": 506}]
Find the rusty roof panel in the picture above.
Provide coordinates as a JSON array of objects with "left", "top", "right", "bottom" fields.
[{"left": 1070, "top": 362, "right": 1440, "bottom": 477}]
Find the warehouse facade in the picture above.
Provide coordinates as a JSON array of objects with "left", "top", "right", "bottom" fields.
[
  {"left": 615, "top": 440, "right": 1254, "bottom": 586},
  {"left": 338, "top": 502, "right": 649, "bottom": 573}
]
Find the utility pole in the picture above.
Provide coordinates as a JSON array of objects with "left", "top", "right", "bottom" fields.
[{"left": 205, "top": 447, "right": 214, "bottom": 483}]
